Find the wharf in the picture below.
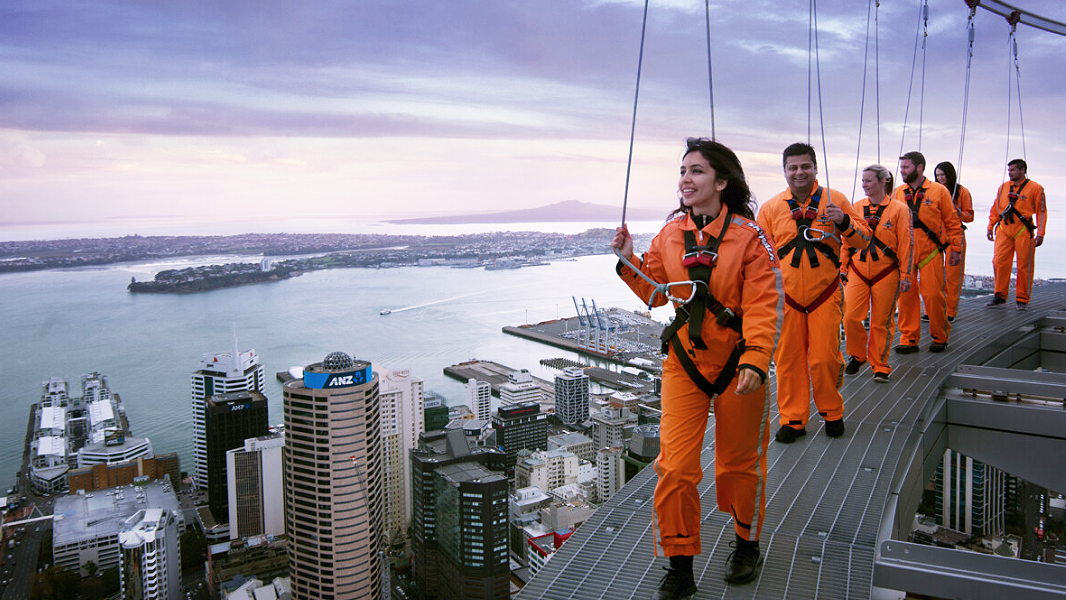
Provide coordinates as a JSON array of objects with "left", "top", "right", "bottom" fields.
[
  {"left": 502, "top": 308, "right": 665, "bottom": 367},
  {"left": 443, "top": 360, "right": 554, "bottom": 399},
  {"left": 540, "top": 358, "right": 653, "bottom": 392}
]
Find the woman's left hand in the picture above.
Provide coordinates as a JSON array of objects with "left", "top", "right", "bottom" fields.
[{"left": 735, "top": 367, "right": 763, "bottom": 395}]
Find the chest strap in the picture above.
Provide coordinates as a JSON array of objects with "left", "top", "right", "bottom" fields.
[
  {"left": 784, "top": 277, "right": 840, "bottom": 315},
  {"left": 776, "top": 187, "right": 840, "bottom": 269},
  {"left": 858, "top": 204, "right": 899, "bottom": 263},
  {"left": 905, "top": 186, "right": 948, "bottom": 252},
  {"left": 659, "top": 220, "right": 738, "bottom": 351},
  {"left": 1001, "top": 180, "right": 1035, "bottom": 234}
]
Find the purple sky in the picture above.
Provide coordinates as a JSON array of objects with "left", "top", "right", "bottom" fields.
[{"left": 1, "top": 0, "right": 1063, "bottom": 239}]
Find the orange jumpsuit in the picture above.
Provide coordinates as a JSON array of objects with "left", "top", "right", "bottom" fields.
[
  {"left": 757, "top": 183, "right": 870, "bottom": 430},
  {"left": 893, "top": 180, "right": 963, "bottom": 346},
  {"left": 618, "top": 211, "right": 778, "bottom": 554},
  {"left": 945, "top": 185, "right": 974, "bottom": 319},
  {"left": 988, "top": 179, "right": 1047, "bottom": 305},
  {"left": 842, "top": 198, "right": 913, "bottom": 376}
]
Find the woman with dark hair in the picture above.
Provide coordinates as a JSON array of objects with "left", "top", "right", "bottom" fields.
[
  {"left": 934, "top": 161, "right": 974, "bottom": 321},
  {"left": 611, "top": 138, "right": 778, "bottom": 596},
  {"left": 842, "top": 164, "right": 913, "bottom": 383}
]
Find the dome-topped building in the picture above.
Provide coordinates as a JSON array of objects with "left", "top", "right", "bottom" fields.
[{"left": 322, "top": 351, "right": 355, "bottom": 371}]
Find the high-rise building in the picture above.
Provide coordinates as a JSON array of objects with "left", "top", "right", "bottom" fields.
[
  {"left": 935, "top": 448, "right": 1012, "bottom": 536},
  {"left": 499, "top": 370, "right": 540, "bottom": 406},
  {"left": 491, "top": 402, "right": 548, "bottom": 473},
  {"left": 596, "top": 447, "right": 625, "bottom": 503},
  {"left": 226, "top": 432, "right": 285, "bottom": 540},
  {"left": 411, "top": 430, "right": 509, "bottom": 600},
  {"left": 205, "top": 391, "right": 269, "bottom": 524},
  {"left": 283, "top": 352, "right": 383, "bottom": 600},
  {"left": 192, "top": 340, "right": 265, "bottom": 490},
  {"left": 466, "top": 378, "right": 492, "bottom": 421},
  {"left": 590, "top": 396, "right": 636, "bottom": 450},
  {"left": 424, "top": 393, "right": 450, "bottom": 432},
  {"left": 378, "top": 366, "right": 426, "bottom": 547},
  {"left": 119, "top": 508, "right": 181, "bottom": 600},
  {"left": 553, "top": 367, "right": 589, "bottom": 425}
]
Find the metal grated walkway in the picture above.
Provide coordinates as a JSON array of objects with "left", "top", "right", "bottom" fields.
[{"left": 517, "top": 284, "right": 1066, "bottom": 600}]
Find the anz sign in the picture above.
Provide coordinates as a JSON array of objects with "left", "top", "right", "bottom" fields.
[{"left": 303, "top": 364, "right": 373, "bottom": 389}]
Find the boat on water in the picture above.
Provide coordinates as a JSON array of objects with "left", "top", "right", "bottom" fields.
[{"left": 380, "top": 309, "right": 392, "bottom": 315}]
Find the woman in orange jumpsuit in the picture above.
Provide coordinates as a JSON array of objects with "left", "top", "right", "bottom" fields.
[
  {"left": 934, "top": 162, "right": 974, "bottom": 322},
  {"left": 612, "top": 138, "right": 778, "bottom": 596},
  {"left": 842, "top": 165, "right": 913, "bottom": 382}
]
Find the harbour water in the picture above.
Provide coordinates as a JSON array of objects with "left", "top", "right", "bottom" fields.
[{"left": 0, "top": 251, "right": 665, "bottom": 493}]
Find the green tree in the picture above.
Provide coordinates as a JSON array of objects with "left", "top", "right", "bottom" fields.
[{"left": 180, "top": 527, "right": 208, "bottom": 571}]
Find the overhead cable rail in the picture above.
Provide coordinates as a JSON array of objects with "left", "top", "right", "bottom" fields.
[{"left": 972, "top": 0, "right": 1066, "bottom": 36}]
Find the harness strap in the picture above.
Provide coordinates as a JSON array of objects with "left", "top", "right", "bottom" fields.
[
  {"left": 777, "top": 187, "right": 840, "bottom": 269},
  {"left": 680, "top": 221, "right": 731, "bottom": 349},
  {"left": 916, "top": 248, "right": 941, "bottom": 269},
  {"left": 858, "top": 204, "right": 898, "bottom": 263},
  {"left": 669, "top": 336, "right": 744, "bottom": 399},
  {"left": 784, "top": 277, "right": 839, "bottom": 314},
  {"left": 848, "top": 257, "right": 897, "bottom": 287},
  {"left": 905, "top": 186, "right": 948, "bottom": 252}
]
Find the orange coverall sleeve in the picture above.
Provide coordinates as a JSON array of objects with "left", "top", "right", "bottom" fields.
[
  {"left": 736, "top": 223, "right": 779, "bottom": 377},
  {"left": 956, "top": 186, "right": 974, "bottom": 224},
  {"left": 1035, "top": 183, "right": 1048, "bottom": 237},
  {"left": 832, "top": 189, "right": 872, "bottom": 245},
  {"left": 617, "top": 223, "right": 674, "bottom": 309},
  {"left": 988, "top": 183, "right": 1009, "bottom": 233},
  {"left": 931, "top": 184, "right": 964, "bottom": 253}
]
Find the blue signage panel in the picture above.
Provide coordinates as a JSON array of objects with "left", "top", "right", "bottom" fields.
[{"left": 303, "top": 365, "right": 372, "bottom": 389}]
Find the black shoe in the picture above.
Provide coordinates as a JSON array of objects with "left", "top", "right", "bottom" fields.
[
  {"left": 987, "top": 296, "right": 1006, "bottom": 306},
  {"left": 775, "top": 425, "right": 806, "bottom": 444},
  {"left": 929, "top": 341, "right": 948, "bottom": 353},
  {"left": 845, "top": 357, "right": 865, "bottom": 375},
  {"left": 873, "top": 372, "right": 890, "bottom": 383},
  {"left": 921, "top": 313, "right": 929, "bottom": 322},
  {"left": 947, "top": 315, "right": 955, "bottom": 323},
  {"left": 895, "top": 344, "right": 919, "bottom": 354},
  {"left": 653, "top": 565, "right": 696, "bottom": 599},
  {"left": 724, "top": 539, "right": 762, "bottom": 585},
  {"left": 1017, "top": 303, "right": 1028, "bottom": 311},
  {"left": 825, "top": 418, "right": 845, "bottom": 438}
]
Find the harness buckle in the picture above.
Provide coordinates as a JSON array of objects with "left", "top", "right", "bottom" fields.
[
  {"left": 715, "top": 306, "right": 736, "bottom": 327},
  {"left": 803, "top": 206, "right": 818, "bottom": 220},
  {"left": 682, "top": 249, "right": 717, "bottom": 268},
  {"left": 865, "top": 216, "right": 879, "bottom": 228}
]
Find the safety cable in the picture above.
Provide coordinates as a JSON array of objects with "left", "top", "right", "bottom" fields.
[
  {"left": 957, "top": 4, "right": 977, "bottom": 184},
  {"left": 618, "top": 0, "right": 650, "bottom": 228},
  {"left": 852, "top": 0, "right": 877, "bottom": 202},
  {"left": 811, "top": 0, "right": 831, "bottom": 194},
  {"left": 896, "top": 0, "right": 926, "bottom": 175},
  {"left": 705, "top": 0, "right": 716, "bottom": 140},
  {"left": 1012, "top": 27, "right": 1028, "bottom": 162},
  {"left": 918, "top": 0, "right": 928, "bottom": 150}
]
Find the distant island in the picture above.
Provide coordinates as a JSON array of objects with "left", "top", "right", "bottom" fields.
[{"left": 385, "top": 199, "right": 664, "bottom": 224}]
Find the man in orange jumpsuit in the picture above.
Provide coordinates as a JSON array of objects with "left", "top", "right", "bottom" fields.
[
  {"left": 757, "top": 143, "right": 870, "bottom": 443},
  {"left": 842, "top": 164, "right": 913, "bottom": 383},
  {"left": 987, "top": 158, "right": 1047, "bottom": 310},
  {"left": 934, "top": 161, "right": 974, "bottom": 322},
  {"left": 893, "top": 151, "right": 963, "bottom": 354}
]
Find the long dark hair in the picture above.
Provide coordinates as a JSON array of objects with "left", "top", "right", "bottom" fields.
[
  {"left": 935, "top": 161, "right": 959, "bottom": 200},
  {"left": 669, "top": 138, "right": 756, "bottom": 221}
]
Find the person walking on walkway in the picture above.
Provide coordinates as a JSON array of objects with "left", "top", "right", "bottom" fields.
[
  {"left": 842, "top": 165, "right": 913, "bottom": 383},
  {"left": 987, "top": 158, "right": 1047, "bottom": 310},
  {"left": 892, "top": 151, "right": 963, "bottom": 354},
  {"left": 757, "top": 143, "right": 871, "bottom": 444},
  {"left": 935, "top": 161, "right": 974, "bottom": 322},
  {"left": 612, "top": 138, "right": 778, "bottom": 596}
]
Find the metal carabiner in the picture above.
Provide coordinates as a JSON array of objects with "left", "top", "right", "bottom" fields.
[
  {"left": 802, "top": 226, "right": 840, "bottom": 245},
  {"left": 665, "top": 279, "right": 707, "bottom": 305}
]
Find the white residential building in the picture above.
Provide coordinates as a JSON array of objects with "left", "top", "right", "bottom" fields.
[
  {"left": 226, "top": 433, "right": 285, "bottom": 540},
  {"left": 465, "top": 378, "right": 492, "bottom": 421},
  {"left": 378, "top": 366, "right": 425, "bottom": 547},
  {"left": 119, "top": 508, "right": 181, "bottom": 600},
  {"left": 597, "top": 447, "right": 625, "bottom": 503},
  {"left": 554, "top": 367, "right": 590, "bottom": 425},
  {"left": 515, "top": 449, "right": 579, "bottom": 492},
  {"left": 500, "top": 369, "right": 541, "bottom": 406}
]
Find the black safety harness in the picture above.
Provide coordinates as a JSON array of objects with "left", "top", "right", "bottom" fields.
[
  {"left": 999, "top": 179, "right": 1035, "bottom": 235},
  {"left": 904, "top": 186, "right": 948, "bottom": 252},
  {"left": 659, "top": 215, "right": 744, "bottom": 399},
  {"left": 777, "top": 187, "right": 843, "bottom": 314},
  {"left": 848, "top": 203, "right": 899, "bottom": 287}
]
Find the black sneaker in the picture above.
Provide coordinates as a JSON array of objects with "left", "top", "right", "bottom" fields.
[
  {"left": 947, "top": 315, "right": 955, "bottom": 323},
  {"left": 873, "top": 372, "right": 890, "bottom": 383},
  {"left": 895, "top": 344, "right": 919, "bottom": 354},
  {"left": 921, "top": 313, "right": 930, "bottom": 322},
  {"left": 652, "top": 566, "right": 696, "bottom": 599},
  {"left": 987, "top": 296, "right": 1006, "bottom": 306},
  {"left": 825, "top": 418, "right": 845, "bottom": 438},
  {"left": 775, "top": 425, "right": 806, "bottom": 443},
  {"left": 845, "top": 357, "right": 865, "bottom": 375},
  {"left": 929, "top": 341, "right": 948, "bottom": 353},
  {"left": 1017, "top": 303, "right": 1028, "bottom": 311},
  {"left": 724, "top": 540, "right": 762, "bottom": 585}
]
